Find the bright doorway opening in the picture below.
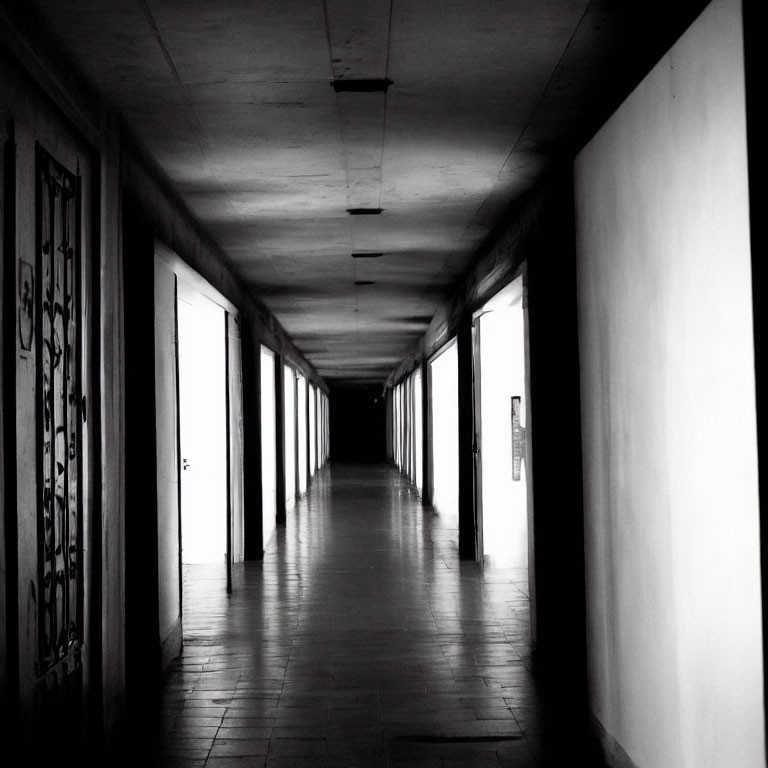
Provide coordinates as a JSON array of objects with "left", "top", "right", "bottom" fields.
[
  {"left": 284, "top": 365, "right": 296, "bottom": 511},
  {"left": 297, "top": 374, "right": 308, "bottom": 495},
  {"left": 177, "top": 283, "right": 227, "bottom": 563},
  {"left": 413, "top": 367, "right": 423, "bottom": 493},
  {"left": 261, "top": 346, "right": 277, "bottom": 550},
  {"left": 474, "top": 276, "right": 531, "bottom": 570},
  {"left": 309, "top": 383, "right": 317, "bottom": 477},
  {"left": 429, "top": 340, "right": 459, "bottom": 538}
]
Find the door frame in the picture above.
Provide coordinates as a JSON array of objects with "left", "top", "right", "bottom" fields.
[
  {"left": 470, "top": 315, "right": 484, "bottom": 563},
  {"left": 159, "top": 243, "right": 244, "bottom": 606},
  {"left": 471, "top": 271, "right": 534, "bottom": 572}
]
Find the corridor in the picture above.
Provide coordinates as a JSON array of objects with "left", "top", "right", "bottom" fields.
[
  {"left": 145, "top": 464, "right": 582, "bottom": 768},
  {"left": 2, "top": 3, "right": 765, "bottom": 766}
]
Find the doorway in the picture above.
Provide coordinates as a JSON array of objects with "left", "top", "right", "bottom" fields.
[
  {"left": 429, "top": 340, "right": 459, "bottom": 540},
  {"left": 309, "top": 383, "right": 317, "bottom": 478},
  {"left": 177, "top": 282, "right": 228, "bottom": 564},
  {"left": 297, "top": 373, "right": 308, "bottom": 496},
  {"left": 473, "top": 275, "right": 532, "bottom": 571},
  {"left": 261, "top": 346, "right": 277, "bottom": 550},
  {"left": 284, "top": 364, "right": 296, "bottom": 512}
]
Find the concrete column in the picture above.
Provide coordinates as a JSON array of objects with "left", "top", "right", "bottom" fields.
[
  {"left": 241, "top": 321, "right": 264, "bottom": 559},
  {"left": 421, "top": 360, "right": 432, "bottom": 505},
  {"left": 526, "top": 175, "right": 586, "bottom": 695},
  {"left": 385, "top": 387, "right": 393, "bottom": 463},
  {"left": 456, "top": 314, "right": 476, "bottom": 560},
  {"left": 121, "top": 193, "right": 162, "bottom": 714}
]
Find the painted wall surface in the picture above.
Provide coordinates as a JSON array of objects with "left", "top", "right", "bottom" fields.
[
  {"left": 228, "top": 315, "right": 245, "bottom": 564},
  {"left": 98, "top": 109, "right": 127, "bottom": 741},
  {"left": 154, "top": 259, "right": 181, "bottom": 665},
  {"left": 575, "top": 1, "right": 765, "bottom": 766},
  {"left": 0, "top": 94, "right": 7, "bottom": 715}
]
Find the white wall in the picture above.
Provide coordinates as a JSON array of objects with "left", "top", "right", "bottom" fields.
[
  {"left": 228, "top": 315, "right": 245, "bottom": 564},
  {"left": 574, "top": 1, "right": 764, "bottom": 766}
]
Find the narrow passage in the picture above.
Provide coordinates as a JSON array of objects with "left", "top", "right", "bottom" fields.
[{"left": 153, "top": 464, "right": 557, "bottom": 768}]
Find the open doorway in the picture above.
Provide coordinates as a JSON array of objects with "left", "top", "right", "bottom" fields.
[
  {"left": 413, "top": 367, "right": 424, "bottom": 494},
  {"left": 149, "top": 243, "right": 245, "bottom": 669},
  {"left": 284, "top": 364, "right": 296, "bottom": 512},
  {"left": 429, "top": 340, "right": 459, "bottom": 543},
  {"left": 297, "top": 373, "right": 308, "bottom": 496},
  {"left": 261, "top": 346, "right": 277, "bottom": 550},
  {"left": 177, "top": 282, "right": 228, "bottom": 565},
  {"left": 473, "top": 275, "right": 532, "bottom": 573},
  {"left": 309, "top": 383, "right": 317, "bottom": 478}
]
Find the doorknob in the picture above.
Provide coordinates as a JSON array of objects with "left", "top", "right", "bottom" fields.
[{"left": 183, "top": 458, "right": 191, "bottom": 470}]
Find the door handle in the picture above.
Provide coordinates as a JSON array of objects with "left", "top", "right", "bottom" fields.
[{"left": 183, "top": 458, "right": 191, "bottom": 470}]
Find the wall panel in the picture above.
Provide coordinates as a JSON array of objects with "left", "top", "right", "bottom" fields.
[{"left": 575, "top": 1, "right": 764, "bottom": 764}]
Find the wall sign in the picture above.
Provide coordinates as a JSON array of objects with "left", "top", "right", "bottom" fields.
[
  {"left": 19, "top": 259, "right": 34, "bottom": 351},
  {"left": 511, "top": 395, "right": 525, "bottom": 482}
]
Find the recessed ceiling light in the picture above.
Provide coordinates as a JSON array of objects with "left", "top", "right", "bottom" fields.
[
  {"left": 347, "top": 208, "right": 383, "bottom": 215},
  {"left": 351, "top": 252, "right": 383, "bottom": 259},
  {"left": 332, "top": 78, "right": 393, "bottom": 93}
]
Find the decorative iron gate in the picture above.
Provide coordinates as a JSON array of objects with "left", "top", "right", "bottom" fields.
[{"left": 35, "top": 143, "right": 83, "bottom": 675}]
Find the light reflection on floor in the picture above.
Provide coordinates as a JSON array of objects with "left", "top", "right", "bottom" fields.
[{"left": 144, "top": 463, "right": 589, "bottom": 767}]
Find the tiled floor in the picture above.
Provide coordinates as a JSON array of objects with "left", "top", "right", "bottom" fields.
[{"left": 145, "top": 463, "right": 589, "bottom": 767}]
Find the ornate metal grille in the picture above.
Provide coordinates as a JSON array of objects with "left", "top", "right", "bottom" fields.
[{"left": 36, "top": 144, "right": 82, "bottom": 672}]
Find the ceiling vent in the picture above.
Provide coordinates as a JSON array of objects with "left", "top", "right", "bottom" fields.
[
  {"left": 347, "top": 208, "right": 383, "bottom": 215},
  {"left": 332, "top": 78, "right": 392, "bottom": 93},
  {"left": 351, "top": 252, "right": 383, "bottom": 259}
]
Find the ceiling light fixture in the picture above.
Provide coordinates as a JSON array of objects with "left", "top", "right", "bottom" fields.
[
  {"left": 331, "top": 78, "right": 393, "bottom": 93},
  {"left": 351, "top": 252, "right": 383, "bottom": 259},
  {"left": 347, "top": 208, "right": 383, "bottom": 215}
]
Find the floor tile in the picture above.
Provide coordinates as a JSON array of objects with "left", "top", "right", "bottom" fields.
[{"left": 140, "top": 464, "right": 595, "bottom": 768}]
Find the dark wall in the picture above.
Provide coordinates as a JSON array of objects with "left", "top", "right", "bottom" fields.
[
  {"left": 743, "top": 0, "right": 768, "bottom": 744},
  {"left": 121, "top": 193, "right": 162, "bottom": 725},
  {"left": 384, "top": 171, "right": 589, "bottom": 759},
  {"left": 329, "top": 385, "right": 387, "bottom": 463},
  {"left": 525, "top": 174, "right": 586, "bottom": 698}
]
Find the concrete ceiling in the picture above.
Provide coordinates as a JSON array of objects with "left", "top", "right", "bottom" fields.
[{"left": 24, "top": 0, "right": 707, "bottom": 384}]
